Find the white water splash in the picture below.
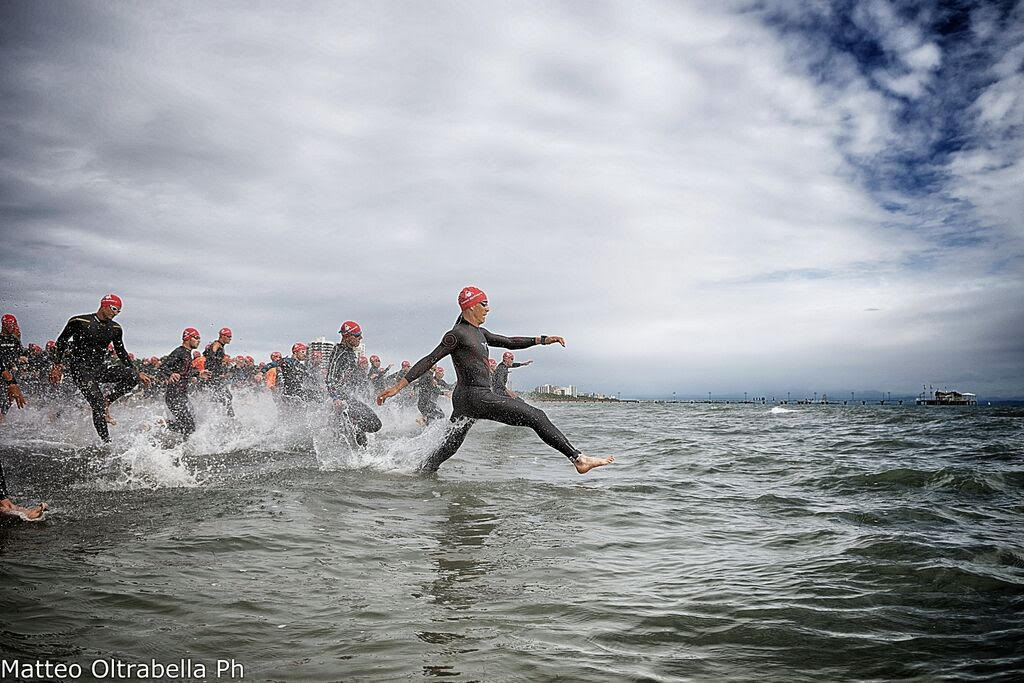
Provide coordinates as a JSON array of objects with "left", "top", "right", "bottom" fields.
[
  {"left": 769, "top": 406, "right": 798, "bottom": 415},
  {"left": 1, "top": 385, "right": 456, "bottom": 487}
]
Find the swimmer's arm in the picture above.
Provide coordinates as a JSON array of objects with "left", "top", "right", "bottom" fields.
[
  {"left": 110, "top": 325, "right": 136, "bottom": 372},
  {"left": 52, "top": 316, "right": 81, "bottom": 365}
]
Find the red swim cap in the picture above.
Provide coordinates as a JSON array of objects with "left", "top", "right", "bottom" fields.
[
  {"left": 292, "top": 342, "right": 307, "bottom": 355},
  {"left": 100, "top": 293, "right": 122, "bottom": 311},
  {"left": 502, "top": 352, "right": 514, "bottom": 362},
  {"left": 270, "top": 351, "right": 282, "bottom": 361},
  {"left": 459, "top": 286, "right": 487, "bottom": 311},
  {"left": 46, "top": 340, "right": 56, "bottom": 350},
  {"left": 246, "top": 356, "right": 254, "bottom": 363},
  {"left": 488, "top": 358, "right": 497, "bottom": 367},
  {"left": 435, "top": 366, "right": 444, "bottom": 374},
  {"left": 357, "top": 355, "right": 369, "bottom": 367},
  {"left": 1, "top": 314, "right": 15, "bottom": 326},
  {"left": 401, "top": 360, "right": 411, "bottom": 368},
  {"left": 369, "top": 355, "right": 380, "bottom": 363},
  {"left": 220, "top": 327, "right": 232, "bottom": 337},
  {"left": 339, "top": 321, "right": 361, "bottom": 336},
  {"left": 183, "top": 327, "right": 200, "bottom": 341}
]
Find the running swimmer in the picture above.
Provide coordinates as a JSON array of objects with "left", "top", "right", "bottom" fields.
[
  {"left": 415, "top": 365, "right": 451, "bottom": 425},
  {"left": 367, "top": 355, "right": 392, "bottom": 393},
  {"left": 325, "top": 322, "right": 382, "bottom": 445},
  {"left": 0, "top": 318, "right": 47, "bottom": 520},
  {"left": 50, "top": 294, "right": 152, "bottom": 442},
  {"left": 270, "top": 343, "right": 320, "bottom": 403},
  {"left": 0, "top": 315, "right": 26, "bottom": 425},
  {"left": 157, "top": 328, "right": 210, "bottom": 440},
  {"left": 203, "top": 327, "right": 235, "bottom": 417},
  {"left": 491, "top": 351, "right": 533, "bottom": 399},
  {"left": 377, "top": 286, "right": 614, "bottom": 474}
]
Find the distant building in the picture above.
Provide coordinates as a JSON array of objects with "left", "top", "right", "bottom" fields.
[{"left": 534, "top": 384, "right": 578, "bottom": 397}]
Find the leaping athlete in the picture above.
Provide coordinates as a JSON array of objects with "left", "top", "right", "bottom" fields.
[{"left": 377, "top": 286, "right": 614, "bottom": 474}]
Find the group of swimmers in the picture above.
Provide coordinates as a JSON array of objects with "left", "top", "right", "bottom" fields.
[{"left": 0, "top": 286, "right": 614, "bottom": 520}]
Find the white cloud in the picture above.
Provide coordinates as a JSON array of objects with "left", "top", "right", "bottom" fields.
[{"left": 2, "top": 0, "right": 1022, "bottom": 396}]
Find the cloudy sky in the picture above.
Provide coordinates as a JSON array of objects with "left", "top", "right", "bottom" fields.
[{"left": 2, "top": 0, "right": 1022, "bottom": 398}]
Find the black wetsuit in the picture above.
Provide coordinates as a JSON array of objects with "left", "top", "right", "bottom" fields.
[
  {"left": 367, "top": 364, "right": 392, "bottom": 392},
  {"left": 54, "top": 313, "right": 140, "bottom": 442},
  {"left": 490, "top": 361, "right": 527, "bottom": 397},
  {"left": 416, "top": 374, "right": 451, "bottom": 423},
  {"left": 0, "top": 334, "right": 24, "bottom": 416},
  {"left": 404, "top": 318, "right": 580, "bottom": 471},
  {"left": 203, "top": 342, "right": 234, "bottom": 417},
  {"left": 158, "top": 345, "right": 197, "bottom": 439},
  {"left": 0, "top": 337, "right": 22, "bottom": 497},
  {"left": 271, "top": 358, "right": 319, "bottom": 402},
  {"left": 325, "top": 345, "right": 382, "bottom": 439}
]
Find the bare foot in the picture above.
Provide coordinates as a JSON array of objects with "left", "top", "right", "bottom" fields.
[
  {"left": 574, "top": 454, "right": 614, "bottom": 474},
  {"left": 25, "top": 502, "right": 48, "bottom": 520},
  {"left": 0, "top": 500, "right": 47, "bottom": 520}
]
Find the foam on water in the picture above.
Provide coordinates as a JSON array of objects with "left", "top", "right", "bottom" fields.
[
  {"left": 770, "top": 406, "right": 797, "bottom": 415},
  {"left": 1, "top": 385, "right": 456, "bottom": 489}
]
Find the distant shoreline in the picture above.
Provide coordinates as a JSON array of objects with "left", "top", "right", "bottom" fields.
[{"left": 528, "top": 394, "right": 638, "bottom": 404}]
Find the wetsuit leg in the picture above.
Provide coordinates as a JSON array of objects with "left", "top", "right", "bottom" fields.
[
  {"left": 71, "top": 366, "right": 110, "bottom": 442},
  {"left": 99, "top": 364, "right": 139, "bottom": 404},
  {"left": 165, "top": 390, "right": 196, "bottom": 440},
  {"left": 418, "top": 399, "right": 445, "bottom": 423},
  {"left": 467, "top": 389, "right": 581, "bottom": 462},
  {"left": 345, "top": 398, "right": 382, "bottom": 433},
  {"left": 420, "top": 417, "right": 476, "bottom": 472}
]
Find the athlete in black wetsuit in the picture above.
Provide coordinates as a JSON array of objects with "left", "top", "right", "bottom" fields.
[
  {"left": 377, "top": 286, "right": 614, "bottom": 474},
  {"left": 269, "top": 343, "right": 320, "bottom": 403},
  {"left": 325, "top": 321, "right": 382, "bottom": 445},
  {"left": 0, "top": 315, "right": 27, "bottom": 422},
  {"left": 50, "top": 294, "right": 152, "bottom": 442},
  {"left": 0, "top": 315, "right": 46, "bottom": 519},
  {"left": 157, "top": 328, "right": 209, "bottom": 440},
  {"left": 416, "top": 366, "right": 451, "bottom": 424},
  {"left": 367, "top": 355, "right": 392, "bottom": 393},
  {"left": 203, "top": 327, "right": 234, "bottom": 417},
  {"left": 491, "top": 352, "right": 533, "bottom": 398}
]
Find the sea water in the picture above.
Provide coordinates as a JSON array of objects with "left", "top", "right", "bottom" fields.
[{"left": 1, "top": 394, "right": 1022, "bottom": 681}]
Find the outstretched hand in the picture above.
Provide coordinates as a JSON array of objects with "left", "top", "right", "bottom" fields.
[
  {"left": 7, "top": 384, "right": 26, "bottom": 409},
  {"left": 545, "top": 336, "right": 566, "bottom": 347},
  {"left": 138, "top": 372, "right": 152, "bottom": 387},
  {"left": 377, "top": 385, "right": 400, "bottom": 405}
]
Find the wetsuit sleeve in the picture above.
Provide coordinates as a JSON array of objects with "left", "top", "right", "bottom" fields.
[
  {"left": 111, "top": 324, "right": 135, "bottom": 371},
  {"left": 481, "top": 329, "right": 537, "bottom": 350},
  {"left": 511, "top": 362, "right": 527, "bottom": 368},
  {"left": 53, "top": 317, "right": 80, "bottom": 364},
  {"left": 405, "top": 332, "right": 458, "bottom": 385}
]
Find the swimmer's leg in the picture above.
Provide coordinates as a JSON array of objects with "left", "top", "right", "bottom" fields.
[{"left": 420, "top": 418, "right": 475, "bottom": 473}]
